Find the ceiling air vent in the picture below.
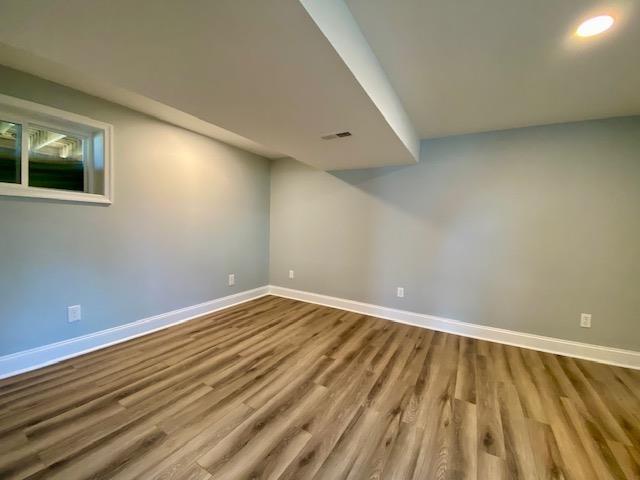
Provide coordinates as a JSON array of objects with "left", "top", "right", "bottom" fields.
[{"left": 321, "top": 131, "right": 352, "bottom": 140}]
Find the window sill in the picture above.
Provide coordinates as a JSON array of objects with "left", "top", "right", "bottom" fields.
[{"left": 0, "top": 183, "right": 112, "bottom": 205}]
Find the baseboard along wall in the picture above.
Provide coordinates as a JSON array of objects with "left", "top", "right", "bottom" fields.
[
  {"left": 270, "top": 286, "right": 640, "bottom": 370},
  {"left": 0, "top": 286, "right": 270, "bottom": 379},
  {"left": 1, "top": 284, "right": 638, "bottom": 379}
]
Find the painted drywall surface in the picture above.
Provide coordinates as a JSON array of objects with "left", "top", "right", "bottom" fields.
[
  {"left": 0, "top": 66, "right": 270, "bottom": 355},
  {"left": 299, "top": 0, "right": 419, "bottom": 161},
  {"left": 270, "top": 117, "right": 640, "bottom": 351}
]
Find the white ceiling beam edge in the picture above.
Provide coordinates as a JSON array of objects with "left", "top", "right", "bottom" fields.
[
  {"left": 299, "top": 0, "right": 420, "bottom": 163},
  {"left": 0, "top": 1, "right": 419, "bottom": 170},
  {"left": 0, "top": 43, "right": 283, "bottom": 159}
]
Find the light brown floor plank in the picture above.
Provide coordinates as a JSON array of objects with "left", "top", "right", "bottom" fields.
[{"left": 0, "top": 295, "right": 638, "bottom": 479}]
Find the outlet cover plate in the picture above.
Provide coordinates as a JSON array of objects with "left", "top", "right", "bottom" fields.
[{"left": 67, "top": 305, "right": 81, "bottom": 323}]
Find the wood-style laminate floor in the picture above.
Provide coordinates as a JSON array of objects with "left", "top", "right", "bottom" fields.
[{"left": 1, "top": 296, "right": 639, "bottom": 480}]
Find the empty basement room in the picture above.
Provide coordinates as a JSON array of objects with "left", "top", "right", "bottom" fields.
[{"left": 1, "top": 2, "right": 639, "bottom": 480}]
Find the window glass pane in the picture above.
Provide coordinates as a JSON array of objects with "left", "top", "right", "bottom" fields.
[
  {"left": 0, "top": 120, "right": 21, "bottom": 184},
  {"left": 27, "top": 125, "right": 85, "bottom": 192},
  {"left": 91, "top": 132, "right": 105, "bottom": 195}
]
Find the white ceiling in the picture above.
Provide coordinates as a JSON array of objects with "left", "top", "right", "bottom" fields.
[
  {"left": 0, "top": 0, "right": 418, "bottom": 170},
  {"left": 0, "top": 43, "right": 283, "bottom": 159},
  {"left": 1, "top": 0, "right": 637, "bottom": 168},
  {"left": 346, "top": 0, "right": 640, "bottom": 138}
]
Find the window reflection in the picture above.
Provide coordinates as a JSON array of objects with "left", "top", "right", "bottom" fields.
[
  {"left": 27, "top": 125, "right": 85, "bottom": 192},
  {"left": 0, "top": 120, "right": 21, "bottom": 184}
]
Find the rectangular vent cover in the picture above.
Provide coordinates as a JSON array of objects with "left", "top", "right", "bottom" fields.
[{"left": 321, "top": 131, "right": 352, "bottom": 140}]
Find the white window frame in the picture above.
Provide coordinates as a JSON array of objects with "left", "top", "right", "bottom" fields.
[{"left": 0, "top": 93, "right": 113, "bottom": 204}]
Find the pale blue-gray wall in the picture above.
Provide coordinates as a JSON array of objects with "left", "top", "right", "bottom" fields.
[
  {"left": 270, "top": 117, "right": 640, "bottom": 351},
  {"left": 2, "top": 66, "right": 639, "bottom": 357},
  {"left": 0, "top": 66, "right": 270, "bottom": 355}
]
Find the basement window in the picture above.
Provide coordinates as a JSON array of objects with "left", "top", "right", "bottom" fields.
[{"left": 0, "top": 94, "right": 112, "bottom": 204}]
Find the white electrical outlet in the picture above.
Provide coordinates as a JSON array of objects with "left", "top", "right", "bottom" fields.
[
  {"left": 228, "top": 273, "right": 235, "bottom": 286},
  {"left": 67, "top": 305, "right": 81, "bottom": 323},
  {"left": 580, "top": 313, "right": 592, "bottom": 328},
  {"left": 396, "top": 287, "right": 404, "bottom": 298},
  {"left": 289, "top": 270, "right": 295, "bottom": 279}
]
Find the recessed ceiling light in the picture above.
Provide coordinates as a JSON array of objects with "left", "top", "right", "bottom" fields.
[{"left": 576, "top": 15, "right": 614, "bottom": 37}]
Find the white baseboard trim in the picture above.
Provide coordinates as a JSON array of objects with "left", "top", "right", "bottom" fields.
[
  {"left": 0, "top": 286, "right": 270, "bottom": 380},
  {"left": 3, "top": 284, "right": 638, "bottom": 379},
  {"left": 269, "top": 285, "right": 640, "bottom": 370}
]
